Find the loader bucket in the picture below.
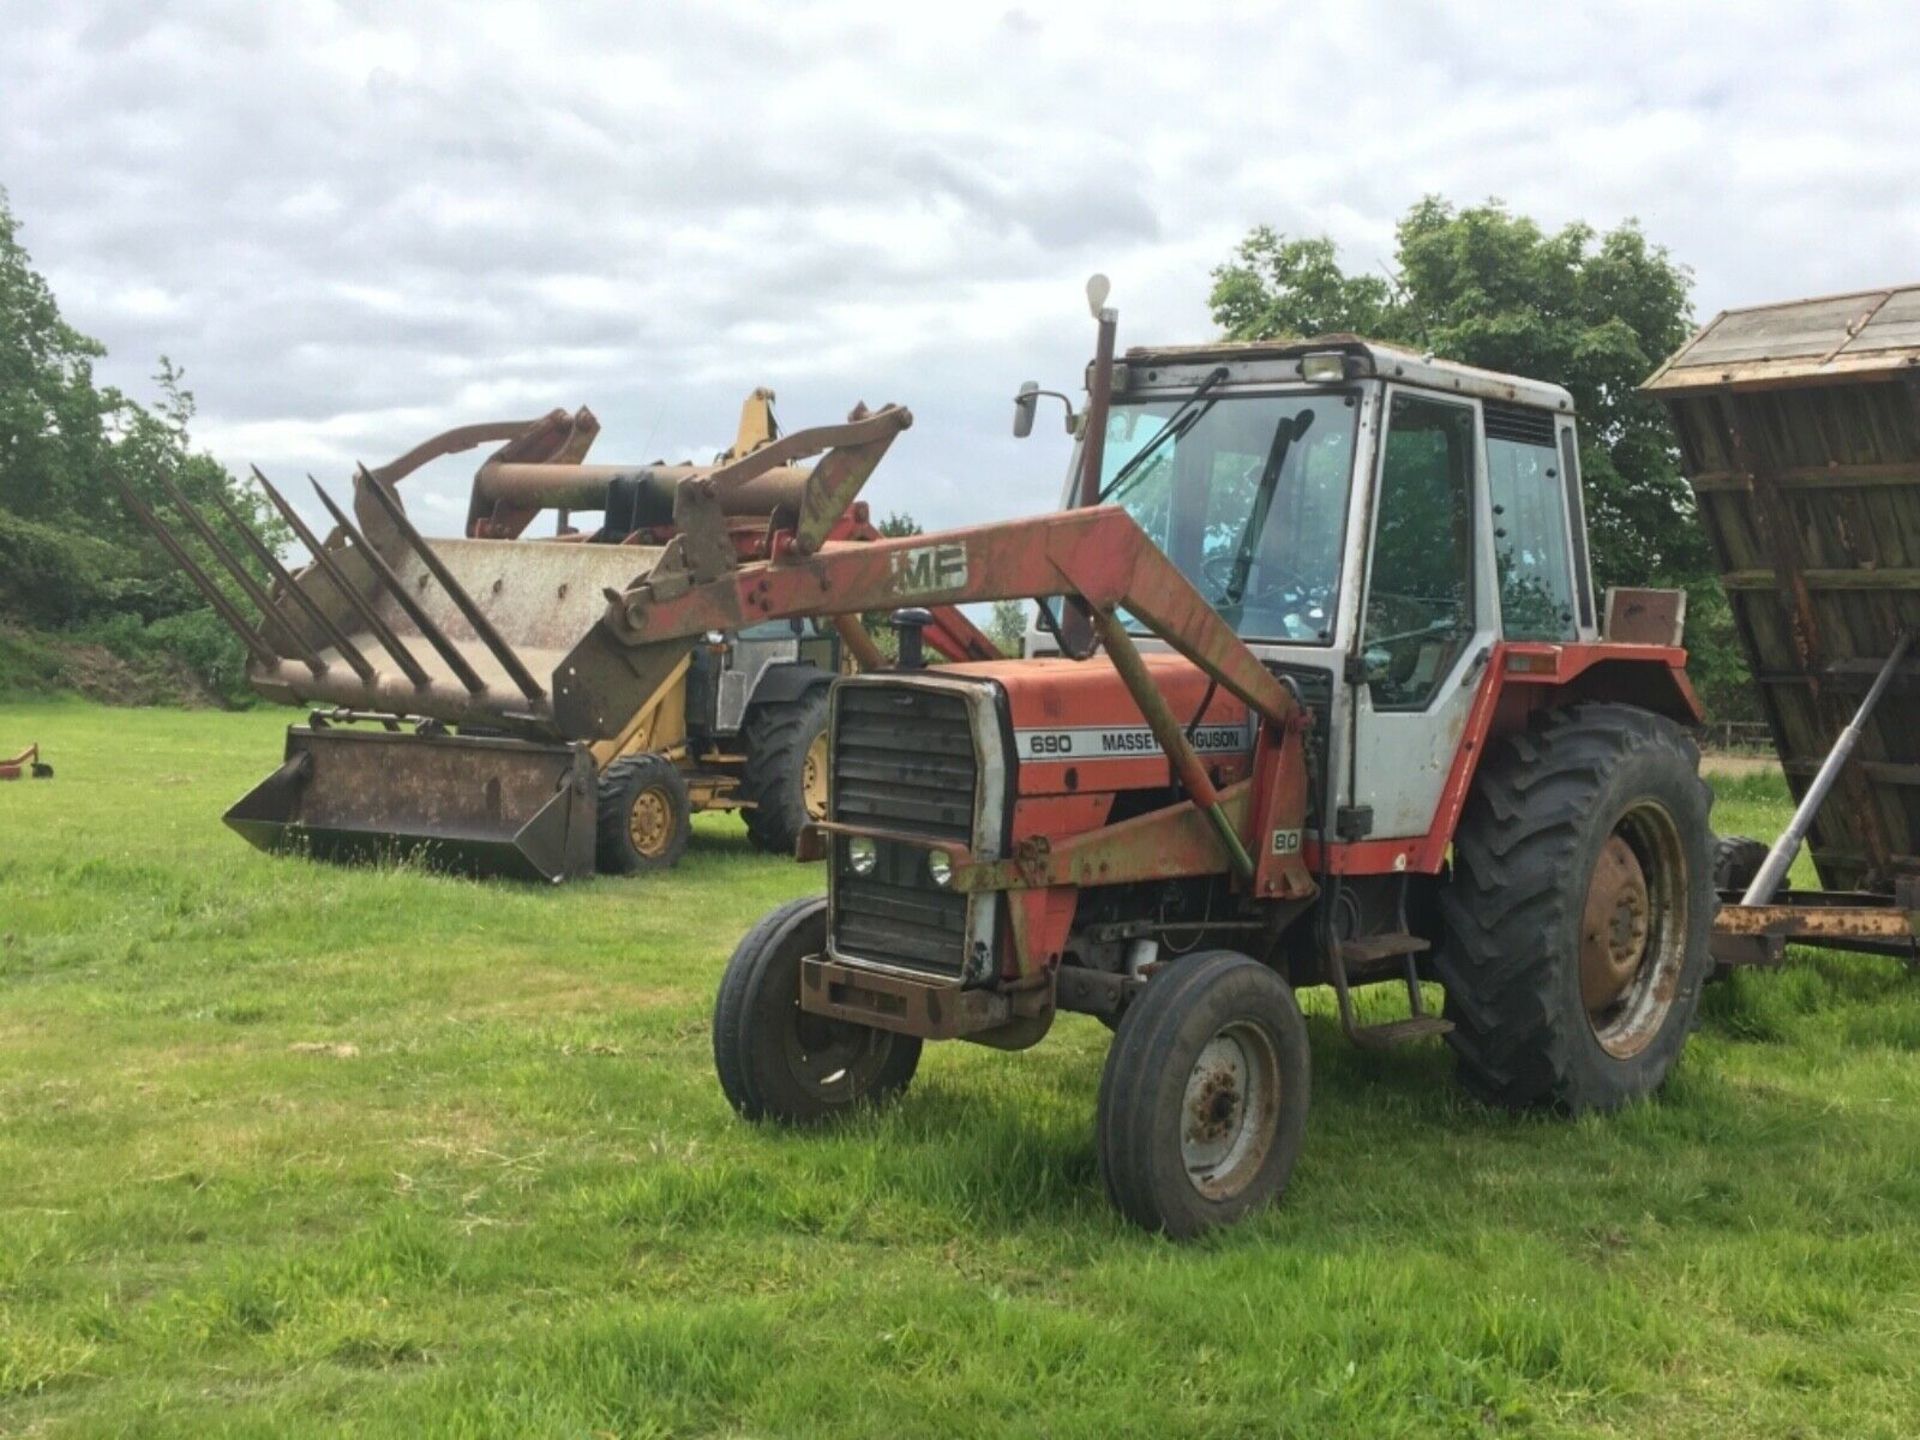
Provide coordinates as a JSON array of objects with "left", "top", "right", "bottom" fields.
[
  {"left": 116, "top": 398, "right": 913, "bottom": 881},
  {"left": 224, "top": 725, "right": 597, "bottom": 883}
]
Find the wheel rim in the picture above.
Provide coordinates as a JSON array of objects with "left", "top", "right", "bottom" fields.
[
  {"left": 627, "top": 786, "right": 674, "bottom": 858},
  {"left": 1580, "top": 801, "right": 1688, "bottom": 1058},
  {"left": 802, "top": 730, "right": 830, "bottom": 821},
  {"left": 780, "top": 1005, "right": 894, "bottom": 1104},
  {"left": 1180, "top": 1020, "right": 1281, "bottom": 1201}
]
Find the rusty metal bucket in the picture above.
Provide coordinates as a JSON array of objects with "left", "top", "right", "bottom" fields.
[
  {"left": 224, "top": 723, "right": 596, "bottom": 883},
  {"left": 117, "top": 400, "right": 912, "bottom": 882}
]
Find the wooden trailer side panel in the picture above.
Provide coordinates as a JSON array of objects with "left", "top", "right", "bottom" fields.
[{"left": 1650, "top": 287, "right": 1920, "bottom": 895}]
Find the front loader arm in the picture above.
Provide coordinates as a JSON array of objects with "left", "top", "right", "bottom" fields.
[
  {"left": 589, "top": 505, "right": 1313, "bottom": 892},
  {"left": 607, "top": 506, "right": 1297, "bottom": 729}
]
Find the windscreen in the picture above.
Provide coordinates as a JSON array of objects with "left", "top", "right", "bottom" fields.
[{"left": 1096, "top": 391, "right": 1359, "bottom": 643}]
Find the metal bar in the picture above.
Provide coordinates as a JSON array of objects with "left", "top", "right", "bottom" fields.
[
  {"left": 155, "top": 475, "right": 326, "bottom": 675},
  {"left": 1715, "top": 903, "right": 1919, "bottom": 941},
  {"left": 832, "top": 614, "right": 887, "bottom": 671},
  {"left": 790, "top": 405, "right": 915, "bottom": 556},
  {"left": 366, "top": 416, "right": 542, "bottom": 488},
  {"left": 203, "top": 487, "right": 377, "bottom": 684},
  {"left": 1744, "top": 630, "right": 1915, "bottom": 904},
  {"left": 112, "top": 475, "right": 282, "bottom": 667},
  {"left": 1721, "top": 567, "right": 1920, "bottom": 592},
  {"left": 308, "top": 479, "right": 489, "bottom": 695},
  {"left": 250, "top": 468, "right": 432, "bottom": 688},
  {"left": 353, "top": 466, "right": 545, "bottom": 702},
  {"left": 1092, "top": 608, "right": 1255, "bottom": 884}
]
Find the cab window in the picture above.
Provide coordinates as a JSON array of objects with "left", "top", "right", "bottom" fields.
[
  {"left": 1361, "top": 393, "right": 1476, "bottom": 710},
  {"left": 1484, "top": 403, "right": 1578, "bottom": 641}
]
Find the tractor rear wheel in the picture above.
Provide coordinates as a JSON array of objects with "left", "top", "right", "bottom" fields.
[
  {"left": 712, "top": 896, "right": 921, "bottom": 1125},
  {"left": 595, "top": 753, "right": 692, "bottom": 875},
  {"left": 1096, "top": 951, "right": 1310, "bottom": 1238},
  {"left": 1437, "top": 703, "right": 1713, "bottom": 1112},
  {"left": 739, "top": 689, "right": 831, "bottom": 856}
]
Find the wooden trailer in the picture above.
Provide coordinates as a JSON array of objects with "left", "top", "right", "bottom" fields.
[{"left": 1644, "top": 284, "right": 1920, "bottom": 964}]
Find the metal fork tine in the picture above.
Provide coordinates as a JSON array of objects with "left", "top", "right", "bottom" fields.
[
  {"left": 308, "top": 478, "right": 488, "bottom": 694},
  {"left": 354, "top": 465, "right": 545, "bottom": 702},
  {"left": 204, "top": 486, "right": 378, "bottom": 684},
  {"left": 112, "top": 474, "right": 282, "bottom": 668},
  {"left": 250, "top": 468, "right": 433, "bottom": 688},
  {"left": 154, "top": 474, "right": 327, "bottom": 676}
]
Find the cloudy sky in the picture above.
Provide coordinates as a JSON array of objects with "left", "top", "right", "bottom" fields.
[{"left": 3, "top": 1, "right": 1917, "bottom": 538}]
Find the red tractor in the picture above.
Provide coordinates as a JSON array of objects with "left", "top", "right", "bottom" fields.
[{"left": 601, "top": 281, "right": 1712, "bottom": 1236}]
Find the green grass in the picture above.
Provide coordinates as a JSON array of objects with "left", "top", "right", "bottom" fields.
[{"left": 2, "top": 701, "right": 1918, "bottom": 1437}]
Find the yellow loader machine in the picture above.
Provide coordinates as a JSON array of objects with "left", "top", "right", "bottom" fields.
[{"left": 122, "top": 392, "right": 921, "bottom": 881}]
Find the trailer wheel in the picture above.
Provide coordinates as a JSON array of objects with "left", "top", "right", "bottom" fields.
[
  {"left": 1712, "top": 834, "right": 1770, "bottom": 895},
  {"left": 1437, "top": 704, "right": 1713, "bottom": 1112},
  {"left": 595, "top": 753, "right": 692, "bottom": 875},
  {"left": 712, "top": 895, "right": 921, "bottom": 1125},
  {"left": 739, "top": 687, "right": 831, "bottom": 855},
  {"left": 1096, "top": 952, "right": 1309, "bottom": 1239}
]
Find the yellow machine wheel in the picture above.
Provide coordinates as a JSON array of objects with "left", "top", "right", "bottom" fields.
[
  {"left": 740, "top": 688, "right": 831, "bottom": 856},
  {"left": 802, "top": 728, "right": 830, "bottom": 821},
  {"left": 595, "top": 752, "right": 692, "bottom": 875}
]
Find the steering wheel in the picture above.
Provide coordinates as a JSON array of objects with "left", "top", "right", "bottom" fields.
[{"left": 1199, "top": 550, "right": 1315, "bottom": 608}]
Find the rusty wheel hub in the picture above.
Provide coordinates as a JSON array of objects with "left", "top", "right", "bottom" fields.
[
  {"left": 1181, "top": 1021, "right": 1280, "bottom": 1201},
  {"left": 1581, "top": 835, "right": 1650, "bottom": 1014},
  {"left": 628, "top": 786, "right": 674, "bottom": 858}
]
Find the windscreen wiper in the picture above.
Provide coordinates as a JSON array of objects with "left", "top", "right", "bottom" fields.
[
  {"left": 1097, "top": 366, "right": 1231, "bottom": 505},
  {"left": 1224, "top": 409, "right": 1315, "bottom": 604}
]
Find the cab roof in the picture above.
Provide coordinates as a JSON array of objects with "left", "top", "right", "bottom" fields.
[{"left": 1119, "top": 334, "right": 1576, "bottom": 414}]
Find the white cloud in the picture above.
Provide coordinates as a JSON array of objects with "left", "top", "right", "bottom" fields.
[{"left": 2, "top": 0, "right": 1917, "bottom": 539}]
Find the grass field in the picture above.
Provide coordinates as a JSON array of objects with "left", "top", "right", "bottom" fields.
[{"left": 2, "top": 700, "right": 1918, "bottom": 1437}]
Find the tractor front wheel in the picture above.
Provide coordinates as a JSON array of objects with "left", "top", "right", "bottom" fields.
[
  {"left": 713, "top": 896, "right": 921, "bottom": 1125},
  {"left": 595, "top": 753, "right": 692, "bottom": 875},
  {"left": 1437, "top": 703, "right": 1713, "bottom": 1111},
  {"left": 1096, "top": 951, "right": 1310, "bottom": 1238},
  {"left": 739, "top": 689, "right": 831, "bottom": 856}
]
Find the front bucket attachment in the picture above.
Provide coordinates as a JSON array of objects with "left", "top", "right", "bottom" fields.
[{"left": 224, "top": 726, "right": 597, "bottom": 883}]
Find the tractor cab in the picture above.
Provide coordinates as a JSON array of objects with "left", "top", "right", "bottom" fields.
[{"left": 1030, "top": 337, "right": 1604, "bottom": 845}]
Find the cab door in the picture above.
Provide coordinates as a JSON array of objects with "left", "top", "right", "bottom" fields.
[{"left": 1346, "top": 388, "right": 1496, "bottom": 839}]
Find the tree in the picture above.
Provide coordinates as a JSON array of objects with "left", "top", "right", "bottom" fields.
[
  {"left": 1209, "top": 198, "right": 1752, "bottom": 716},
  {"left": 987, "top": 599, "right": 1028, "bottom": 657},
  {"left": 0, "top": 187, "right": 282, "bottom": 699}
]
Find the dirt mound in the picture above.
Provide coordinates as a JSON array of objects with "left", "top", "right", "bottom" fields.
[
  {"left": 57, "top": 640, "right": 226, "bottom": 708},
  {"left": 0, "top": 620, "right": 228, "bottom": 709}
]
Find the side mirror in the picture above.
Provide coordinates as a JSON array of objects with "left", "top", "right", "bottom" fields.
[{"left": 1013, "top": 381, "right": 1040, "bottom": 439}]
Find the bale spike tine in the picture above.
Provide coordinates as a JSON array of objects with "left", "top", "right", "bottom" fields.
[
  {"left": 353, "top": 464, "right": 545, "bottom": 702},
  {"left": 112, "top": 474, "right": 281, "bottom": 667},
  {"left": 154, "top": 474, "right": 327, "bottom": 676},
  {"left": 251, "top": 468, "right": 432, "bottom": 687},
  {"left": 206, "top": 486, "right": 377, "bottom": 684},
  {"left": 308, "top": 477, "right": 489, "bottom": 694}
]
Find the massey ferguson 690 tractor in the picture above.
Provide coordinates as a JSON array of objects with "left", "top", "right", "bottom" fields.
[{"left": 658, "top": 279, "right": 1711, "bottom": 1237}]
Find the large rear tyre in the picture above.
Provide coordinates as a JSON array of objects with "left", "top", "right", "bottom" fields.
[
  {"left": 1096, "top": 952, "right": 1310, "bottom": 1239},
  {"left": 1437, "top": 704, "right": 1714, "bottom": 1112},
  {"left": 712, "top": 896, "right": 921, "bottom": 1125},
  {"left": 595, "top": 753, "right": 692, "bottom": 875},
  {"left": 739, "top": 689, "right": 831, "bottom": 856}
]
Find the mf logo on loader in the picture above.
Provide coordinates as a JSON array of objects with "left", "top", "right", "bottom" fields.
[{"left": 890, "top": 543, "right": 969, "bottom": 597}]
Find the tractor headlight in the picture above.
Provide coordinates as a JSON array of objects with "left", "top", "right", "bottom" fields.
[
  {"left": 926, "top": 849, "right": 954, "bottom": 888},
  {"left": 847, "top": 836, "right": 877, "bottom": 877},
  {"left": 1301, "top": 351, "right": 1347, "bottom": 382}
]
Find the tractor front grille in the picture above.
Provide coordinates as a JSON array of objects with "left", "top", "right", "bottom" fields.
[{"left": 830, "top": 682, "right": 979, "bottom": 978}]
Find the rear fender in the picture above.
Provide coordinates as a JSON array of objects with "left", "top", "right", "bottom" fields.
[
  {"left": 1323, "top": 642, "right": 1702, "bottom": 877},
  {"left": 742, "top": 660, "right": 835, "bottom": 711}
]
